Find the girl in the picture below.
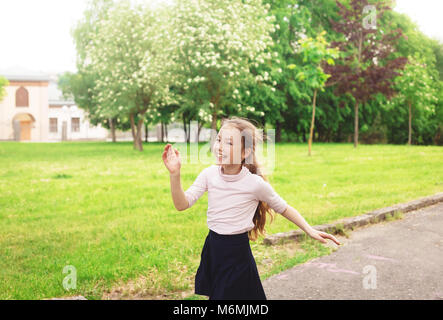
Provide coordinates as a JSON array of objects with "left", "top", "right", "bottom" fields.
[{"left": 162, "top": 116, "right": 340, "bottom": 300}]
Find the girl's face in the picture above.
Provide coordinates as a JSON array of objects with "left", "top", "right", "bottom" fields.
[{"left": 213, "top": 125, "right": 244, "bottom": 165}]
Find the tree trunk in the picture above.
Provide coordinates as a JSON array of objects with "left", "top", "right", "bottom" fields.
[
  {"left": 130, "top": 114, "right": 137, "bottom": 150},
  {"left": 408, "top": 100, "right": 412, "bottom": 145},
  {"left": 183, "top": 117, "right": 188, "bottom": 143},
  {"left": 135, "top": 118, "right": 144, "bottom": 151},
  {"left": 165, "top": 123, "right": 168, "bottom": 142},
  {"left": 145, "top": 123, "right": 149, "bottom": 143},
  {"left": 197, "top": 122, "right": 204, "bottom": 143},
  {"left": 129, "top": 112, "right": 145, "bottom": 151},
  {"left": 160, "top": 121, "right": 164, "bottom": 143},
  {"left": 186, "top": 121, "right": 190, "bottom": 143},
  {"left": 308, "top": 89, "right": 318, "bottom": 156},
  {"left": 209, "top": 88, "right": 221, "bottom": 148},
  {"left": 275, "top": 121, "right": 282, "bottom": 143},
  {"left": 211, "top": 111, "right": 217, "bottom": 131},
  {"left": 354, "top": 101, "right": 359, "bottom": 148},
  {"left": 354, "top": 31, "right": 362, "bottom": 149},
  {"left": 109, "top": 118, "right": 116, "bottom": 143},
  {"left": 210, "top": 110, "right": 218, "bottom": 148}
]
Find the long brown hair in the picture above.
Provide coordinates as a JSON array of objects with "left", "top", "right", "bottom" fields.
[{"left": 220, "top": 116, "right": 275, "bottom": 241}]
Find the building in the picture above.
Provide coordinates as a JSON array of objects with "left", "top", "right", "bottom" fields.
[
  {"left": 0, "top": 66, "right": 212, "bottom": 143},
  {"left": 46, "top": 74, "right": 108, "bottom": 142},
  {"left": 0, "top": 66, "right": 108, "bottom": 142}
]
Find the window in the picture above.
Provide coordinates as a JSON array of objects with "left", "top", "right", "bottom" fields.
[
  {"left": 71, "top": 117, "right": 80, "bottom": 132},
  {"left": 16, "top": 87, "right": 29, "bottom": 107},
  {"left": 49, "top": 118, "right": 58, "bottom": 133}
]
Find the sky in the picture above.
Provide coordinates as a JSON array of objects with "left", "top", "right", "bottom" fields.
[{"left": 0, "top": 0, "right": 442, "bottom": 75}]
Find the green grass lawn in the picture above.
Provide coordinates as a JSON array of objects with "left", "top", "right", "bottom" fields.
[{"left": 0, "top": 141, "right": 442, "bottom": 299}]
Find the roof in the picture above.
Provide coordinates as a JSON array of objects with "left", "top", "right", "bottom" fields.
[
  {"left": 0, "top": 66, "right": 50, "bottom": 82},
  {"left": 0, "top": 66, "right": 76, "bottom": 106}
]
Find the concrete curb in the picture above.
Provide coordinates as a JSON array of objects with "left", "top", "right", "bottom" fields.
[{"left": 263, "top": 192, "right": 443, "bottom": 246}]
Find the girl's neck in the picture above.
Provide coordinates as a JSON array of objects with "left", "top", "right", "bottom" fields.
[{"left": 221, "top": 164, "right": 242, "bottom": 175}]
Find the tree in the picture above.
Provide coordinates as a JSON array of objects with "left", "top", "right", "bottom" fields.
[
  {"left": 289, "top": 31, "right": 338, "bottom": 155},
  {"left": 86, "top": 0, "right": 175, "bottom": 151},
  {"left": 324, "top": 0, "right": 408, "bottom": 148},
  {"left": 257, "top": 0, "right": 345, "bottom": 143},
  {"left": 70, "top": 0, "right": 120, "bottom": 141},
  {"left": 379, "top": 8, "right": 443, "bottom": 145},
  {"left": 58, "top": 71, "right": 131, "bottom": 142},
  {"left": 169, "top": 0, "right": 275, "bottom": 145},
  {"left": 390, "top": 54, "right": 438, "bottom": 145},
  {"left": 262, "top": 0, "right": 314, "bottom": 142}
]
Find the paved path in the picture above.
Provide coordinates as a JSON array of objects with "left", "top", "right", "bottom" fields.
[{"left": 262, "top": 202, "right": 443, "bottom": 300}]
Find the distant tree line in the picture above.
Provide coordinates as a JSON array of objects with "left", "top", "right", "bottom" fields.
[{"left": 57, "top": 0, "right": 443, "bottom": 151}]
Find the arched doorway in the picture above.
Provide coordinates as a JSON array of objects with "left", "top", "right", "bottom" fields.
[{"left": 12, "top": 113, "right": 36, "bottom": 141}]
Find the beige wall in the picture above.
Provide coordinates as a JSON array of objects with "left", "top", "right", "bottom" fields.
[
  {"left": 47, "top": 105, "right": 109, "bottom": 141},
  {"left": 0, "top": 81, "right": 49, "bottom": 141}
]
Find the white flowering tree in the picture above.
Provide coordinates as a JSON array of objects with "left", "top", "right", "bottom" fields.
[
  {"left": 86, "top": 0, "right": 175, "bottom": 151},
  {"left": 168, "top": 0, "right": 276, "bottom": 143},
  {"left": 69, "top": 0, "right": 124, "bottom": 142}
]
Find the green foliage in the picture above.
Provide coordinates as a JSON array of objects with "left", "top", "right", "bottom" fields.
[
  {"left": 383, "top": 53, "right": 440, "bottom": 144},
  {"left": 431, "top": 40, "right": 443, "bottom": 81},
  {"left": 85, "top": 0, "right": 173, "bottom": 119},
  {"left": 0, "top": 76, "right": 9, "bottom": 102},
  {"left": 248, "top": 0, "right": 316, "bottom": 133},
  {"left": 63, "top": 0, "right": 442, "bottom": 145},
  {"left": 68, "top": 0, "right": 131, "bottom": 131},
  {"left": 393, "top": 54, "right": 438, "bottom": 110},
  {"left": 169, "top": 0, "right": 275, "bottom": 129},
  {"left": 379, "top": 7, "right": 442, "bottom": 145},
  {"left": 289, "top": 31, "right": 339, "bottom": 92}
]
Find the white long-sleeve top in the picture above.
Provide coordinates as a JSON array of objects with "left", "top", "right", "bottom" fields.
[{"left": 184, "top": 164, "right": 288, "bottom": 235}]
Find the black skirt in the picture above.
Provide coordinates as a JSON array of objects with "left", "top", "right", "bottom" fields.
[{"left": 194, "top": 229, "right": 267, "bottom": 300}]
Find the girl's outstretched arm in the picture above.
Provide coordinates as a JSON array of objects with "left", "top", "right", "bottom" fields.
[
  {"left": 162, "top": 144, "right": 189, "bottom": 211},
  {"left": 281, "top": 205, "right": 341, "bottom": 245}
]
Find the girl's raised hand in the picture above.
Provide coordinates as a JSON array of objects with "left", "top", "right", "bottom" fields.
[
  {"left": 307, "top": 228, "right": 341, "bottom": 245},
  {"left": 162, "top": 144, "right": 181, "bottom": 175}
]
